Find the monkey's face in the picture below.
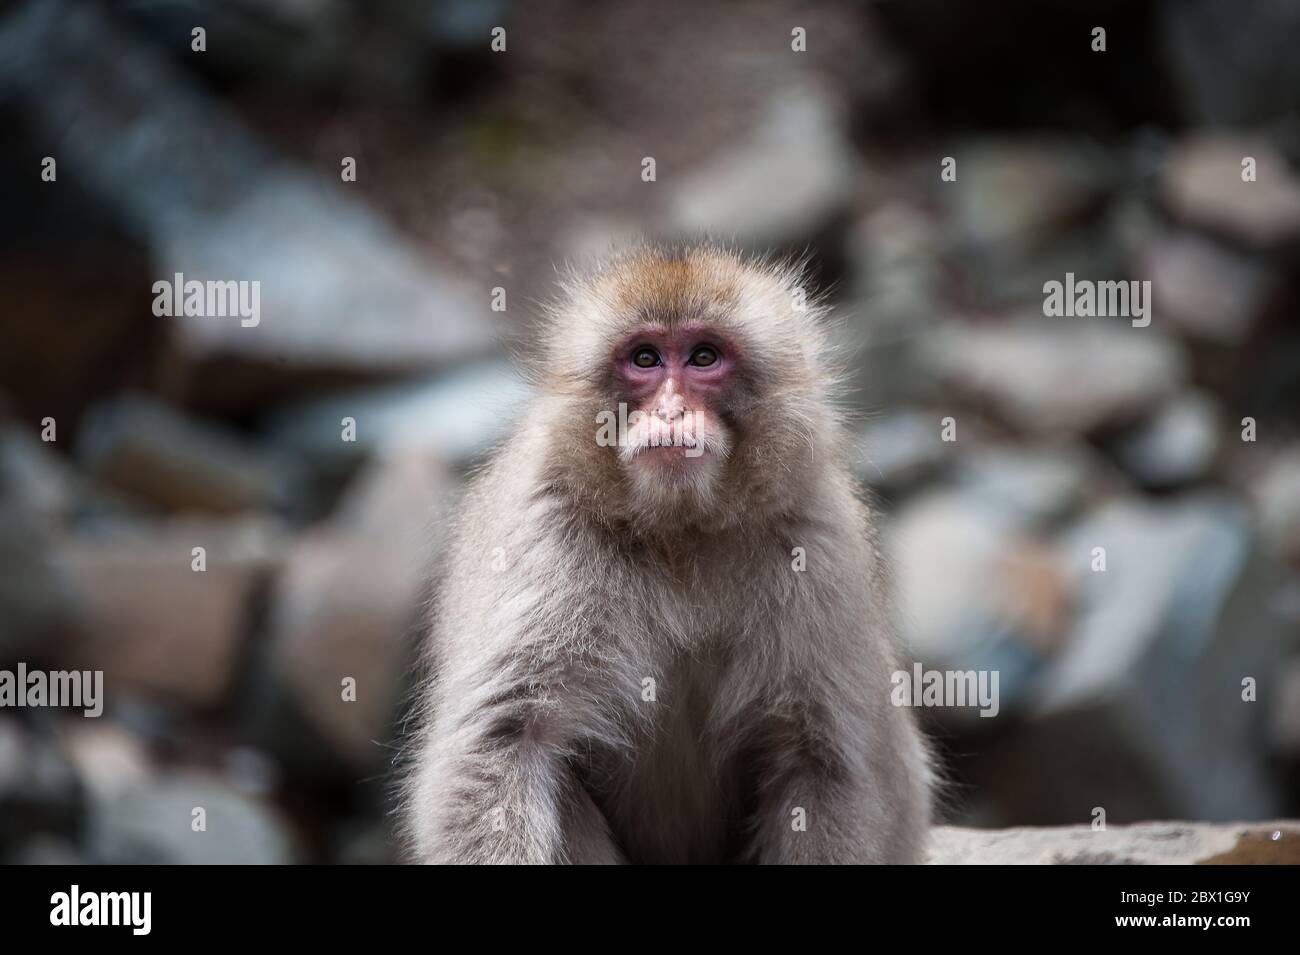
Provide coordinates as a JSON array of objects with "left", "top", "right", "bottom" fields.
[
  {"left": 610, "top": 324, "right": 735, "bottom": 490},
  {"left": 544, "top": 247, "right": 838, "bottom": 533}
]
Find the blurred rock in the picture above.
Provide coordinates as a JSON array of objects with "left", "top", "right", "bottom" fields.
[
  {"left": 954, "top": 444, "right": 1096, "bottom": 528},
  {"left": 262, "top": 448, "right": 451, "bottom": 768},
  {"left": 1022, "top": 495, "right": 1284, "bottom": 822},
  {"left": 1111, "top": 391, "right": 1221, "bottom": 489},
  {"left": 89, "top": 771, "right": 294, "bottom": 864},
  {"left": 1271, "top": 658, "right": 1300, "bottom": 759},
  {"left": 0, "top": 719, "right": 84, "bottom": 859},
  {"left": 926, "top": 320, "right": 1187, "bottom": 435},
  {"left": 1251, "top": 448, "right": 1300, "bottom": 565},
  {"left": 261, "top": 361, "right": 529, "bottom": 469},
  {"left": 0, "top": 429, "right": 77, "bottom": 663},
  {"left": 0, "top": 426, "right": 77, "bottom": 528},
  {"left": 929, "top": 820, "right": 1300, "bottom": 864},
  {"left": 888, "top": 491, "right": 1072, "bottom": 712},
  {"left": 0, "top": 0, "right": 499, "bottom": 413},
  {"left": 222, "top": 745, "right": 283, "bottom": 799},
  {"left": 667, "top": 84, "right": 857, "bottom": 246},
  {"left": 848, "top": 202, "right": 946, "bottom": 323},
  {"left": 58, "top": 719, "right": 152, "bottom": 802},
  {"left": 948, "top": 139, "right": 1113, "bottom": 252},
  {"left": 1140, "top": 230, "right": 1276, "bottom": 345},
  {"left": 77, "top": 395, "right": 298, "bottom": 514},
  {"left": 1161, "top": 135, "right": 1300, "bottom": 249},
  {"left": 856, "top": 410, "right": 948, "bottom": 492},
  {"left": 52, "top": 517, "right": 284, "bottom": 709}
]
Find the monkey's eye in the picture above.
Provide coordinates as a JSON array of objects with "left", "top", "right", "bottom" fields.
[
  {"left": 688, "top": 345, "right": 718, "bottom": 367},
  {"left": 632, "top": 347, "right": 660, "bottom": 368}
]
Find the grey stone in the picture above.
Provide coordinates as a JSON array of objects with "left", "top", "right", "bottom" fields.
[
  {"left": 263, "top": 448, "right": 452, "bottom": 767},
  {"left": 926, "top": 319, "right": 1187, "bottom": 435},
  {"left": 51, "top": 517, "right": 285, "bottom": 709},
  {"left": 1025, "top": 495, "right": 1285, "bottom": 821},
  {"left": 856, "top": 411, "right": 948, "bottom": 491},
  {"left": 1270, "top": 658, "right": 1300, "bottom": 759},
  {"left": 947, "top": 139, "right": 1113, "bottom": 252},
  {"left": 0, "top": 430, "right": 77, "bottom": 663},
  {"left": 1251, "top": 447, "right": 1300, "bottom": 564},
  {"left": 954, "top": 444, "right": 1097, "bottom": 527},
  {"left": 1139, "top": 231, "right": 1275, "bottom": 345},
  {"left": 1160, "top": 135, "right": 1300, "bottom": 249},
  {"left": 667, "top": 84, "right": 857, "bottom": 245},
  {"left": 262, "top": 361, "right": 530, "bottom": 468},
  {"left": 89, "top": 771, "right": 294, "bottom": 864},
  {"left": 1111, "top": 391, "right": 1221, "bottom": 489},
  {"left": 0, "top": 0, "right": 498, "bottom": 409},
  {"left": 886, "top": 491, "right": 1073, "bottom": 714}
]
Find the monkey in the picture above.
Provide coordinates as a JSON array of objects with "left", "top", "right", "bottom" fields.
[{"left": 402, "top": 243, "right": 932, "bottom": 864}]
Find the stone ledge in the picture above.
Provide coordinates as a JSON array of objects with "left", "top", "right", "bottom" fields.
[{"left": 928, "top": 821, "right": 1300, "bottom": 864}]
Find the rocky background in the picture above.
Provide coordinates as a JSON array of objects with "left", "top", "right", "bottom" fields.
[{"left": 0, "top": 0, "right": 1297, "bottom": 863}]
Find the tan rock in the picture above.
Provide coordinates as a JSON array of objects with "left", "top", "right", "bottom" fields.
[{"left": 928, "top": 821, "right": 1300, "bottom": 864}]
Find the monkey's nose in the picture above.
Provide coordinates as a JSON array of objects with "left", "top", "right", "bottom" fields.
[{"left": 656, "top": 393, "right": 685, "bottom": 421}]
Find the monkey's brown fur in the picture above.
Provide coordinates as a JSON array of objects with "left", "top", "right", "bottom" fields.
[{"left": 403, "top": 244, "right": 932, "bottom": 863}]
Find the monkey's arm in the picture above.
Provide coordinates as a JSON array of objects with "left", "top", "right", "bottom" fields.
[{"left": 408, "top": 644, "right": 607, "bottom": 864}]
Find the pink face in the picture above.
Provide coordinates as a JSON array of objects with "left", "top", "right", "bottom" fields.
[{"left": 611, "top": 324, "right": 736, "bottom": 463}]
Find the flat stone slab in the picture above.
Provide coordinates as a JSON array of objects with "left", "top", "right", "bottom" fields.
[{"left": 928, "top": 821, "right": 1300, "bottom": 864}]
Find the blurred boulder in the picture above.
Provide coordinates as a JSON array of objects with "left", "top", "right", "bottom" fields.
[
  {"left": 0, "top": 0, "right": 499, "bottom": 413},
  {"left": 0, "top": 428, "right": 77, "bottom": 663},
  {"left": 1250, "top": 448, "right": 1300, "bottom": 565},
  {"left": 848, "top": 202, "right": 947, "bottom": 323},
  {"left": 77, "top": 395, "right": 299, "bottom": 514},
  {"left": 1161, "top": 135, "right": 1300, "bottom": 250},
  {"left": 856, "top": 410, "right": 948, "bottom": 493},
  {"left": 954, "top": 443, "right": 1097, "bottom": 528},
  {"left": 947, "top": 139, "right": 1113, "bottom": 253},
  {"left": 57, "top": 719, "right": 153, "bottom": 803},
  {"left": 261, "top": 361, "right": 529, "bottom": 470},
  {"left": 667, "top": 84, "right": 857, "bottom": 248},
  {"left": 1110, "top": 391, "right": 1221, "bottom": 489},
  {"left": 926, "top": 319, "right": 1187, "bottom": 435},
  {"left": 1140, "top": 230, "right": 1276, "bottom": 345},
  {"left": 1012, "top": 495, "right": 1285, "bottom": 822},
  {"left": 888, "top": 491, "right": 1073, "bottom": 714},
  {"left": 261, "top": 448, "right": 451, "bottom": 769},
  {"left": 51, "top": 517, "right": 285, "bottom": 709},
  {"left": 1271, "top": 657, "right": 1300, "bottom": 760},
  {"left": 89, "top": 771, "right": 294, "bottom": 864},
  {"left": 0, "top": 426, "right": 78, "bottom": 527}
]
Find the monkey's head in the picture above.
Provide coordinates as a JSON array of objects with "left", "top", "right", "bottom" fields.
[{"left": 535, "top": 244, "right": 843, "bottom": 537}]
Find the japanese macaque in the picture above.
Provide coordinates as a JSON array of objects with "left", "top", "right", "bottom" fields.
[{"left": 403, "top": 244, "right": 932, "bottom": 864}]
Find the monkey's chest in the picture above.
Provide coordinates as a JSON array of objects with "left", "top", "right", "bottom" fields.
[{"left": 581, "top": 655, "right": 757, "bottom": 864}]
